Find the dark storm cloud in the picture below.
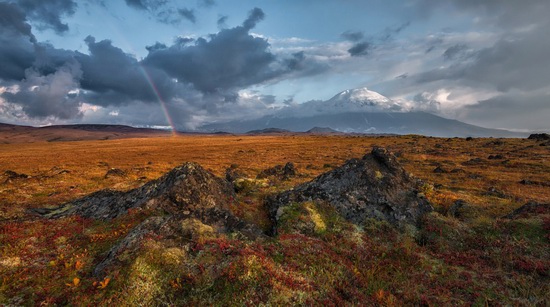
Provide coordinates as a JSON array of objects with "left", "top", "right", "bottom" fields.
[
  {"left": 348, "top": 41, "right": 370, "bottom": 56},
  {"left": 341, "top": 30, "right": 364, "bottom": 42},
  {"left": 144, "top": 8, "right": 291, "bottom": 94},
  {"left": 0, "top": 33, "right": 35, "bottom": 80},
  {"left": 178, "top": 8, "right": 196, "bottom": 23},
  {"left": 0, "top": 2, "right": 38, "bottom": 80},
  {"left": 0, "top": 5, "right": 322, "bottom": 126},
  {"left": 17, "top": 0, "right": 77, "bottom": 34},
  {"left": 0, "top": 2, "right": 35, "bottom": 40},
  {"left": 75, "top": 36, "right": 177, "bottom": 105}
]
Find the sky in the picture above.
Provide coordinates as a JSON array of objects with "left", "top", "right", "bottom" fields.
[{"left": 0, "top": 0, "right": 549, "bottom": 132}]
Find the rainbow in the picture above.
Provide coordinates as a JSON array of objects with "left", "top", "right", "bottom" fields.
[
  {"left": 138, "top": 65, "right": 178, "bottom": 136},
  {"left": 99, "top": 15, "right": 178, "bottom": 136}
]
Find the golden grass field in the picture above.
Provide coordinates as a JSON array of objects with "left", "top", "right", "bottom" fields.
[
  {"left": 1, "top": 134, "right": 549, "bottom": 305},
  {"left": 2, "top": 134, "right": 549, "bottom": 218}
]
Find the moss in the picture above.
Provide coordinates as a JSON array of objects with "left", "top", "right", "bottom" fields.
[
  {"left": 304, "top": 202, "right": 326, "bottom": 233},
  {"left": 181, "top": 218, "right": 216, "bottom": 241},
  {"left": 234, "top": 178, "right": 269, "bottom": 195}
]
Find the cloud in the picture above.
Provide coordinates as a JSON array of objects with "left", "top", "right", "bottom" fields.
[
  {"left": 75, "top": 36, "right": 178, "bottom": 106},
  {"left": 178, "top": 8, "right": 196, "bottom": 23},
  {"left": 17, "top": 0, "right": 77, "bottom": 34},
  {"left": 413, "top": 0, "right": 549, "bottom": 29},
  {"left": 380, "top": 21, "right": 410, "bottom": 41},
  {"left": 341, "top": 30, "right": 364, "bottom": 42},
  {"left": 242, "top": 7, "right": 265, "bottom": 30},
  {"left": 414, "top": 25, "right": 550, "bottom": 93},
  {"left": 217, "top": 15, "right": 228, "bottom": 28},
  {"left": 0, "top": 32, "right": 36, "bottom": 81},
  {"left": 198, "top": 0, "right": 215, "bottom": 8},
  {"left": 1, "top": 61, "right": 83, "bottom": 119},
  {"left": 0, "top": 2, "right": 35, "bottom": 41},
  {"left": 348, "top": 42, "right": 370, "bottom": 56},
  {"left": 442, "top": 44, "right": 468, "bottom": 61},
  {"left": 411, "top": 92, "right": 441, "bottom": 112},
  {"left": 144, "top": 8, "right": 286, "bottom": 94},
  {"left": 460, "top": 92, "right": 550, "bottom": 131},
  {"left": 0, "top": 5, "right": 327, "bottom": 128},
  {"left": 125, "top": 0, "right": 198, "bottom": 25}
]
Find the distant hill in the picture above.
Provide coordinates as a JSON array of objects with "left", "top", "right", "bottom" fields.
[
  {"left": 246, "top": 128, "right": 292, "bottom": 134},
  {"left": 306, "top": 127, "right": 341, "bottom": 134},
  {"left": 0, "top": 123, "right": 171, "bottom": 144}
]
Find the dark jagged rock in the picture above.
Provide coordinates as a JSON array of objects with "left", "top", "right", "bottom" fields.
[
  {"left": 3, "top": 170, "right": 30, "bottom": 182},
  {"left": 462, "top": 158, "right": 485, "bottom": 166},
  {"left": 39, "top": 163, "right": 241, "bottom": 223},
  {"left": 104, "top": 168, "right": 126, "bottom": 178},
  {"left": 450, "top": 168, "right": 466, "bottom": 174},
  {"left": 503, "top": 202, "right": 550, "bottom": 219},
  {"left": 266, "top": 147, "right": 433, "bottom": 231},
  {"left": 519, "top": 179, "right": 550, "bottom": 187},
  {"left": 257, "top": 162, "right": 297, "bottom": 181},
  {"left": 433, "top": 166, "right": 448, "bottom": 173},
  {"left": 488, "top": 154, "right": 505, "bottom": 160},
  {"left": 528, "top": 133, "right": 550, "bottom": 141},
  {"left": 35, "top": 162, "right": 263, "bottom": 277}
]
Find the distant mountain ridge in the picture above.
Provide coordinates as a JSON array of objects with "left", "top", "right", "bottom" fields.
[
  {"left": 201, "top": 111, "right": 525, "bottom": 137},
  {"left": 200, "top": 87, "right": 528, "bottom": 138}
]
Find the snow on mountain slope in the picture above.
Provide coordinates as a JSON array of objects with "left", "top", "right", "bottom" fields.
[
  {"left": 279, "top": 87, "right": 406, "bottom": 117},
  {"left": 327, "top": 88, "right": 403, "bottom": 111}
]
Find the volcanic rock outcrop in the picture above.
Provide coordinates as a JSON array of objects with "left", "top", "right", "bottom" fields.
[
  {"left": 266, "top": 147, "right": 433, "bottom": 231},
  {"left": 41, "top": 163, "right": 239, "bottom": 223},
  {"left": 36, "top": 162, "right": 262, "bottom": 276}
]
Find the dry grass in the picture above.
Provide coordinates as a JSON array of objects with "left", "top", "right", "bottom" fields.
[{"left": 1, "top": 134, "right": 549, "bottom": 305}]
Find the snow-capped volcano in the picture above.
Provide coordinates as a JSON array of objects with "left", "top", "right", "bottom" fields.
[
  {"left": 281, "top": 87, "right": 405, "bottom": 116},
  {"left": 327, "top": 88, "right": 402, "bottom": 111},
  {"left": 200, "top": 86, "right": 526, "bottom": 137}
]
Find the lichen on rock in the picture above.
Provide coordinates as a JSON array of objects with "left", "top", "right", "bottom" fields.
[{"left": 266, "top": 147, "right": 433, "bottom": 233}]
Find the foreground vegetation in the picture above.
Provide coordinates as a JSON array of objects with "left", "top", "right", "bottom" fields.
[{"left": 1, "top": 134, "right": 548, "bottom": 305}]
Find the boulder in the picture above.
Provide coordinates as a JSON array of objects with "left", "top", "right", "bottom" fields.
[
  {"left": 266, "top": 147, "right": 433, "bottom": 232},
  {"left": 257, "top": 162, "right": 297, "bottom": 181},
  {"left": 503, "top": 202, "right": 550, "bottom": 219},
  {"left": 528, "top": 133, "right": 550, "bottom": 141}
]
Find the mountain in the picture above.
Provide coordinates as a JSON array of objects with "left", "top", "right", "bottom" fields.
[{"left": 200, "top": 88, "right": 527, "bottom": 137}]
